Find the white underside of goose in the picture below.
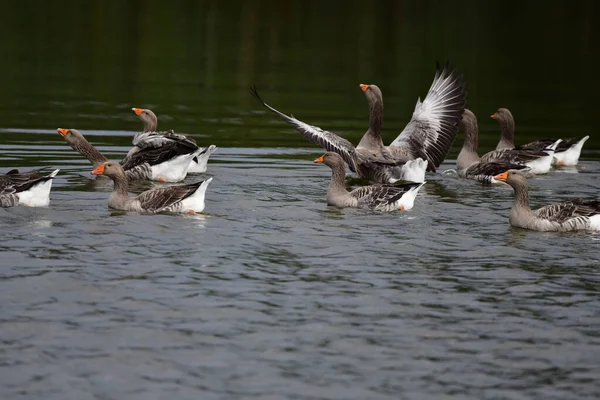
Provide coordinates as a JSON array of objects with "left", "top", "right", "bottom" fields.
[
  {"left": 187, "top": 145, "right": 218, "bottom": 174},
  {"left": 150, "top": 152, "right": 200, "bottom": 182},
  {"left": 179, "top": 177, "right": 213, "bottom": 212},
  {"left": 16, "top": 169, "right": 59, "bottom": 207},
  {"left": 590, "top": 215, "right": 600, "bottom": 231},
  {"left": 390, "top": 158, "right": 428, "bottom": 183},
  {"left": 553, "top": 136, "right": 589, "bottom": 166},
  {"left": 524, "top": 139, "right": 561, "bottom": 174}
]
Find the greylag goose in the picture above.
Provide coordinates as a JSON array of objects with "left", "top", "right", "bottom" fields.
[
  {"left": 479, "top": 137, "right": 560, "bottom": 175},
  {"left": 58, "top": 128, "right": 203, "bottom": 182},
  {"left": 131, "top": 108, "right": 217, "bottom": 173},
  {"left": 491, "top": 108, "right": 589, "bottom": 166},
  {"left": 314, "top": 152, "right": 424, "bottom": 211},
  {"left": 457, "top": 110, "right": 528, "bottom": 183},
  {"left": 252, "top": 62, "right": 466, "bottom": 183},
  {"left": 0, "top": 168, "right": 59, "bottom": 207},
  {"left": 91, "top": 162, "right": 212, "bottom": 213},
  {"left": 494, "top": 170, "right": 600, "bottom": 232}
]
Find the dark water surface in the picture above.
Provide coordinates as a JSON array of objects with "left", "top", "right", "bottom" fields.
[{"left": 1, "top": 2, "right": 600, "bottom": 400}]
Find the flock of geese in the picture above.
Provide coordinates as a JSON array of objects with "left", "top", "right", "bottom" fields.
[{"left": 1, "top": 62, "right": 598, "bottom": 232}]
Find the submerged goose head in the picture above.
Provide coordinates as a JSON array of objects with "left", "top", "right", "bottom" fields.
[{"left": 132, "top": 107, "right": 158, "bottom": 131}]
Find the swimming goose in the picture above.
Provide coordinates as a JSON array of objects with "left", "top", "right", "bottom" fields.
[
  {"left": 479, "top": 135, "right": 560, "bottom": 175},
  {"left": 494, "top": 170, "right": 600, "bottom": 232},
  {"left": 58, "top": 128, "right": 202, "bottom": 182},
  {"left": 457, "top": 110, "right": 528, "bottom": 183},
  {"left": 252, "top": 62, "right": 466, "bottom": 183},
  {"left": 0, "top": 168, "right": 59, "bottom": 207},
  {"left": 491, "top": 108, "right": 589, "bottom": 166},
  {"left": 131, "top": 108, "right": 218, "bottom": 173},
  {"left": 91, "top": 162, "right": 212, "bottom": 213},
  {"left": 314, "top": 152, "right": 424, "bottom": 211}
]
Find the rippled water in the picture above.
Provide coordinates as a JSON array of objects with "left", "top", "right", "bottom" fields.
[
  {"left": 2, "top": 127, "right": 600, "bottom": 399},
  {"left": 2, "top": 1, "right": 600, "bottom": 399}
]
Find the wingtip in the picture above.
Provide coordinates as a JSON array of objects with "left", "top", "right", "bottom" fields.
[{"left": 49, "top": 169, "right": 60, "bottom": 178}]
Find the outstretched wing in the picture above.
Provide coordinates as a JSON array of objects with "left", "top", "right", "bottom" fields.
[
  {"left": 251, "top": 86, "right": 359, "bottom": 171},
  {"left": 137, "top": 181, "right": 204, "bottom": 211},
  {"left": 389, "top": 62, "right": 467, "bottom": 172}
]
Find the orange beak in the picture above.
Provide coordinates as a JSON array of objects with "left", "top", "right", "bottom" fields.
[
  {"left": 132, "top": 107, "right": 145, "bottom": 116},
  {"left": 57, "top": 128, "right": 69, "bottom": 136},
  {"left": 494, "top": 171, "right": 508, "bottom": 181},
  {"left": 359, "top": 84, "right": 369, "bottom": 92},
  {"left": 398, "top": 205, "right": 405, "bottom": 211},
  {"left": 91, "top": 165, "right": 106, "bottom": 175},
  {"left": 490, "top": 113, "right": 498, "bottom": 119},
  {"left": 557, "top": 161, "right": 566, "bottom": 166},
  {"left": 313, "top": 155, "right": 325, "bottom": 163}
]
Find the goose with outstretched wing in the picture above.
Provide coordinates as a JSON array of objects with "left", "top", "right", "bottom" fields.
[{"left": 252, "top": 62, "right": 466, "bottom": 183}]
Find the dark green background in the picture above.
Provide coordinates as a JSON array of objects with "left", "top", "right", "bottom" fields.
[{"left": 0, "top": 0, "right": 597, "bottom": 154}]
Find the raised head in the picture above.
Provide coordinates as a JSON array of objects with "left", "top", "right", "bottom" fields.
[
  {"left": 490, "top": 108, "right": 513, "bottom": 121},
  {"left": 132, "top": 107, "right": 158, "bottom": 131},
  {"left": 359, "top": 83, "right": 383, "bottom": 105},
  {"left": 57, "top": 128, "right": 86, "bottom": 144}
]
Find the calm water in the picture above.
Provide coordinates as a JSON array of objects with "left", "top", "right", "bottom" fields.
[{"left": 1, "top": 2, "right": 600, "bottom": 400}]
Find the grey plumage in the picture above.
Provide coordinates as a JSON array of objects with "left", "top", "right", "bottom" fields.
[
  {"left": 456, "top": 109, "right": 528, "bottom": 183},
  {"left": 251, "top": 62, "right": 466, "bottom": 183},
  {"left": 314, "top": 152, "right": 424, "bottom": 212},
  {"left": 496, "top": 170, "right": 600, "bottom": 232}
]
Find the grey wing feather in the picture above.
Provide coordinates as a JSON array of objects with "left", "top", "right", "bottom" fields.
[
  {"left": 251, "top": 86, "right": 359, "bottom": 171},
  {"left": 389, "top": 62, "right": 467, "bottom": 172},
  {"left": 480, "top": 148, "right": 550, "bottom": 164},
  {"left": 351, "top": 182, "right": 421, "bottom": 208},
  {"left": 535, "top": 199, "right": 600, "bottom": 221},
  {"left": 133, "top": 130, "right": 197, "bottom": 150},
  {"left": 121, "top": 142, "right": 195, "bottom": 170},
  {"left": 137, "top": 181, "right": 204, "bottom": 212}
]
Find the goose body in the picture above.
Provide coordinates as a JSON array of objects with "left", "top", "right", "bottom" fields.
[
  {"left": 131, "top": 108, "right": 217, "bottom": 173},
  {"left": 58, "top": 128, "right": 200, "bottom": 182},
  {"left": 480, "top": 139, "right": 560, "bottom": 175},
  {"left": 314, "top": 152, "right": 424, "bottom": 211},
  {"left": 0, "top": 168, "right": 59, "bottom": 207},
  {"left": 456, "top": 110, "right": 529, "bottom": 183},
  {"left": 252, "top": 62, "right": 466, "bottom": 183},
  {"left": 91, "top": 162, "right": 212, "bottom": 213},
  {"left": 491, "top": 108, "right": 588, "bottom": 167},
  {"left": 495, "top": 170, "right": 600, "bottom": 232}
]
